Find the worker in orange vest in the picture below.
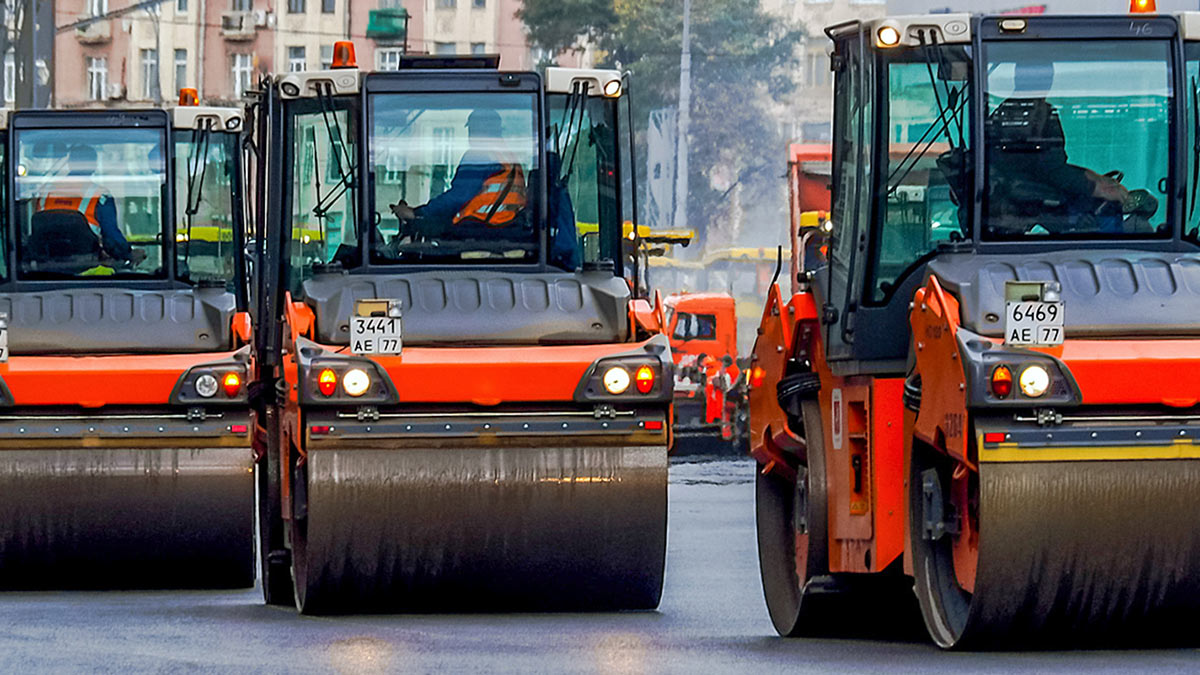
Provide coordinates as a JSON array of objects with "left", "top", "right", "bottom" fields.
[
  {"left": 36, "top": 145, "right": 133, "bottom": 261},
  {"left": 389, "top": 109, "right": 528, "bottom": 238}
]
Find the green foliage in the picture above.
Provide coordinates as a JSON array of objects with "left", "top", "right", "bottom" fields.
[{"left": 519, "top": 0, "right": 806, "bottom": 247}]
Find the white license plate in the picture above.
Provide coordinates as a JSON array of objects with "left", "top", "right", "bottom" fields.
[
  {"left": 1004, "top": 301, "right": 1063, "bottom": 346},
  {"left": 350, "top": 316, "right": 403, "bottom": 355}
]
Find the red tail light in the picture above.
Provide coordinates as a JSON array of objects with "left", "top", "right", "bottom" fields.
[
  {"left": 310, "top": 425, "right": 331, "bottom": 435},
  {"left": 749, "top": 366, "right": 766, "bottom": 389},
  {"left": 644, "top": 420, "right": 664, "bottom": 431},
  {"left": 222, "top": 372, "right": 242, "bottom": 397},
  {"left": 318, "top": 369, "right": 337, "bottom": 396},
  {"left": 983, "top": 432, "right": 1006, "bottom": 444},
  {"left": 991, "top": 365, "right": 1013, "bottom": 399},
  {"left": 635, "top": 365, "right": 655, "bottom": 394},
  {"left": 230, "top": 424, "right": 248, "bottom": 434}
]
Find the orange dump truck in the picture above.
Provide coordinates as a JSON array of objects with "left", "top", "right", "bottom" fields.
[
  {"left": 752, "top": 12, "right": 1200, "bottom": 648},
  {"left": 0, "top": 104, "right": 254, "bottom": 588},
  {"left": 665, "top": 292, "right": 744, "bottom": 453},
  {"left": 250, "top": 48, "right": 673, "bottom": 613}
]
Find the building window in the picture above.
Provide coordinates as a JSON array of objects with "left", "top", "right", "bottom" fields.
[
  {"left": 231, "top": 0, "right": 252, "bottom": 11},
  {"left": 88, "top": 0, "right": 107, "bottom": 17},
  {"left": 4, "top": 50, "right": 13, "bottom": 104},
  {"left": 87, "top": 56, "right": 108, "bottom": 100},
  {"left": 470, "top": 42, "right": 485, "bottom": 55},
  {"left": 472, "top": 0, "right": 485, "bottom": 7},
  {"left": 380, "top": 0, "right": 403, "bottom": 6},
  {"left": 175, "top": 49, "right": 187, "bottom": 90},
  {"left": 322, "top": 0, "right": 335, "bottom": 12},
  {"left": 805, "top": 49, "right": 828, "bottom": 88},
  {"left": 376, "top": 48, "right": 403, "bottom": 71},
  {"left": 288, "top": 46, "right": 306, "bottom": 73},
  {"left": 435, "top": 42, "right": 456, "bottom": 55},
  {"left": 232, "top": 53, "right": 253, "bottom": 98},
  {"left": 141, "top": 48, "right": 158, "bottom": 100},
  {"left": 288, "top": 0, "right": 305, "bottom": 12},
  {"left": 320, "top": 45, "right": 333, "bottom": 70},
  {"left": 177, "top": 0, "right": 187, "bottom": 12},
  {"left": 435, "top": 0, "right": 455, "bottom": 8}
]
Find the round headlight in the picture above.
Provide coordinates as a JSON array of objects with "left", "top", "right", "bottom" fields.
[
  {"left": 195, "top": 373, "right": 219, "bottom": 398},
  {"left": 343, "top": 368, "right": 371, "bottom": 397},
  {"left": 1019, "top": 364, "right": 1050, "bottom": 398},
  {"left": 877, "top": 25, "right": 902, "bottom": 47},
  {"left": 603, "top": 366, "right": 631, "bottom": 395},
  {"left": 602, "top": 79, "right": 622, "bottom": 97}
]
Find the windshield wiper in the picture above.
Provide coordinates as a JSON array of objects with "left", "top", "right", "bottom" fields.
[
  {"left": 310, "top": 82, "right": 356, "bottom": 240},
  {"left": 1190, "top": 75, "right": 1200, "bottom": 220},
  {"left": 181, "top": 120, "right": 214, "bottom": 277}
]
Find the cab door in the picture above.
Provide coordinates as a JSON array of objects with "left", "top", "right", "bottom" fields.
[{"left": 819, "top": 28, "right": 875, "bottom": 364}]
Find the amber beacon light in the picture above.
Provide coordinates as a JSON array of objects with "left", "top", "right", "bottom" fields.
[
  {"left": 1130, "top": 0, "right": 1156, "bottom": 12},
  {"left": 332, "top": 41, "right": 357, "bottom": 69}
]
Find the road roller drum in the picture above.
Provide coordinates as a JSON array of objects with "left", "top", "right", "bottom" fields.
[
  {"left": 0, "top": 447, "right": 253, "bottom": 589},
  {"left": 289, "top": 444, "right": 667, "bottom": 613}
]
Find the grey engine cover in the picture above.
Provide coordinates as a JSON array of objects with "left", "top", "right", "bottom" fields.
[
  {"left": 303, "top": 270, "right": 630, "bottom": 346},
  {"left": 1, "top": 287, "right": 235, "bottom": 354},
  {"left": 929, "top": 249, "right": 1200, "bottom": 338}
]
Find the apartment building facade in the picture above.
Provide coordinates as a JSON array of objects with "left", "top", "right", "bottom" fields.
[{"left": 51, "top": 0, "right": 569, "bottom": 108}]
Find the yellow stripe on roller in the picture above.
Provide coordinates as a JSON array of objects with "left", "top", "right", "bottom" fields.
[{"left": 980, "top": 439, "right": 1200, "bottom": 462}]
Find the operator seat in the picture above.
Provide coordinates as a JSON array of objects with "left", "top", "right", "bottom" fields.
[{"left": 26, "top": 209, "right": 101, "bottom": 268}]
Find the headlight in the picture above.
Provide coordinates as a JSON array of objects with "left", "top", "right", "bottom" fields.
[
  {"left": 603, "top": 366, "right": 631, "bottom": 395},
  {"left": 195, "top": 373, "right": 219, "bottom": 398},
  {"left": 1019, "top": 365, "right": 1050, "bottom": 398},
  {"left": 343, "top": 368, "right": 371, "bottom": 397}
]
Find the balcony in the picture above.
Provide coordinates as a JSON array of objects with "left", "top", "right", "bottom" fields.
[
  {"left": 366, "top": 8, "right": 409, "bottom": 42},
  {"left": 221, "top": 11, "right": 256, "bottom": 40},
  {"left": 75, "top": 19, "right": 111, "bottom": 45}
]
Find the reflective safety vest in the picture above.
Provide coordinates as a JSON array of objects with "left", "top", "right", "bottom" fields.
[
  {"left": 37, "top": 185, "right": 104, "bottom": 237},
  {"left": 453, "top": 164, "right": 527, "bottom": 227}
]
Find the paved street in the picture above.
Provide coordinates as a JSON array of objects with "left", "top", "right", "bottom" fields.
[{"left": 0, "top": 458, "right": 1196, "bottom": 673}]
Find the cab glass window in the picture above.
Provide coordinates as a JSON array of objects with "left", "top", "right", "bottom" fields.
[
  {"left": 547, "top": 93, "right": 620, "bottom": 271},
  {"left": 175, "top": 130, "right": 238, "bottom": 284},
  {"left": 673, "top": 312, "right": 717, "bottom": 341},
  {"left": 14, "top": 127, "right": 167, "bottom": 280},
  {"left": 983, "top": 40, "right": 1172, "bottom": 240},
  {"left": 1185, "top": 44, "right": 1200, "bottom": 243},
  {"left": 368, "top": 92, "right": 539, "bottom": 264},
  {"left": 289, "top": 103, "right": 357, "bottom": 289},
  {"left": 869, "top": 46, "right": 970, "bottom": 304}
]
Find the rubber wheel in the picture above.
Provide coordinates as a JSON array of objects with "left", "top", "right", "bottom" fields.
[
  {"left": 909, "top": 440, "right": 974, "bottom": 649},
  {"left": 756, "top": 400, "right": 830, "bottom": 636},
  {"left": 257, "top": 461, "right": 293, "bottom": 605},
  {"left": 257, "top": 409, "right": 294, "bottom": 606}
]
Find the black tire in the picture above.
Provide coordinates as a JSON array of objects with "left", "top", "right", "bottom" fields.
[
  {"left": 257, "top": 408, "right": 294, "bottom": 606},
  {"left": 756, "top": 400, "right": 830, "bottom": 636},
  {"left": 909, "top": 440, "right": 973, "bottom": 649},
  {"left": 777, "top": 372, "right": 820, "bottom": 423}
]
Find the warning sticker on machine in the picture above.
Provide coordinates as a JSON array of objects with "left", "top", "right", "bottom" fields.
[
  {"left": 1004, "top": 301, "right": 1063, "bottom": 346},
  {"left": 350, "top": 316, "right": 403, "bottom": 355}
]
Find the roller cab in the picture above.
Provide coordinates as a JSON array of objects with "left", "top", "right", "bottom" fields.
[
  {"left": 252, "top": 51, "right": 671, "bottom": 613},
  {"left": 751, "top": 12, "right": 1200, "bottom": 647},
  {"left": 0, "top": 105, "right": 254, "bottom": 589}
]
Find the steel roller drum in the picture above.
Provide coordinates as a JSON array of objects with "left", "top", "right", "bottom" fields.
[
  {"left": 0, "top": 448, "right": 254, "bottom": 589},
  {"left": 932, "top": 459, "right": 1200, "bottom": 648},
  {"left": 292, "top": 444, "right": 668, "bottom": 613}
]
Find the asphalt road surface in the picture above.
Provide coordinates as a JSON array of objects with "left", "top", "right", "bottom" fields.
[{"left": 0, "top": 458, "right": 1197, "bottom": 673}]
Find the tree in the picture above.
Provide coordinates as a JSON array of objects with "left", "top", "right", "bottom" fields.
[{"left": 519, "top": 0, "right": 805, "bottom": 249}]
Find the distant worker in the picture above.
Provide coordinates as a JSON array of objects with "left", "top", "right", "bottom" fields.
[
  {"left": 987, "top": 59, "right": 1135, "bottom": 232},
  {"left": 37, "top": 145, "right": 133, "bottom": 261},
  {"left": 390, "top": 109, "right": 528, "bottom": 238}
]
